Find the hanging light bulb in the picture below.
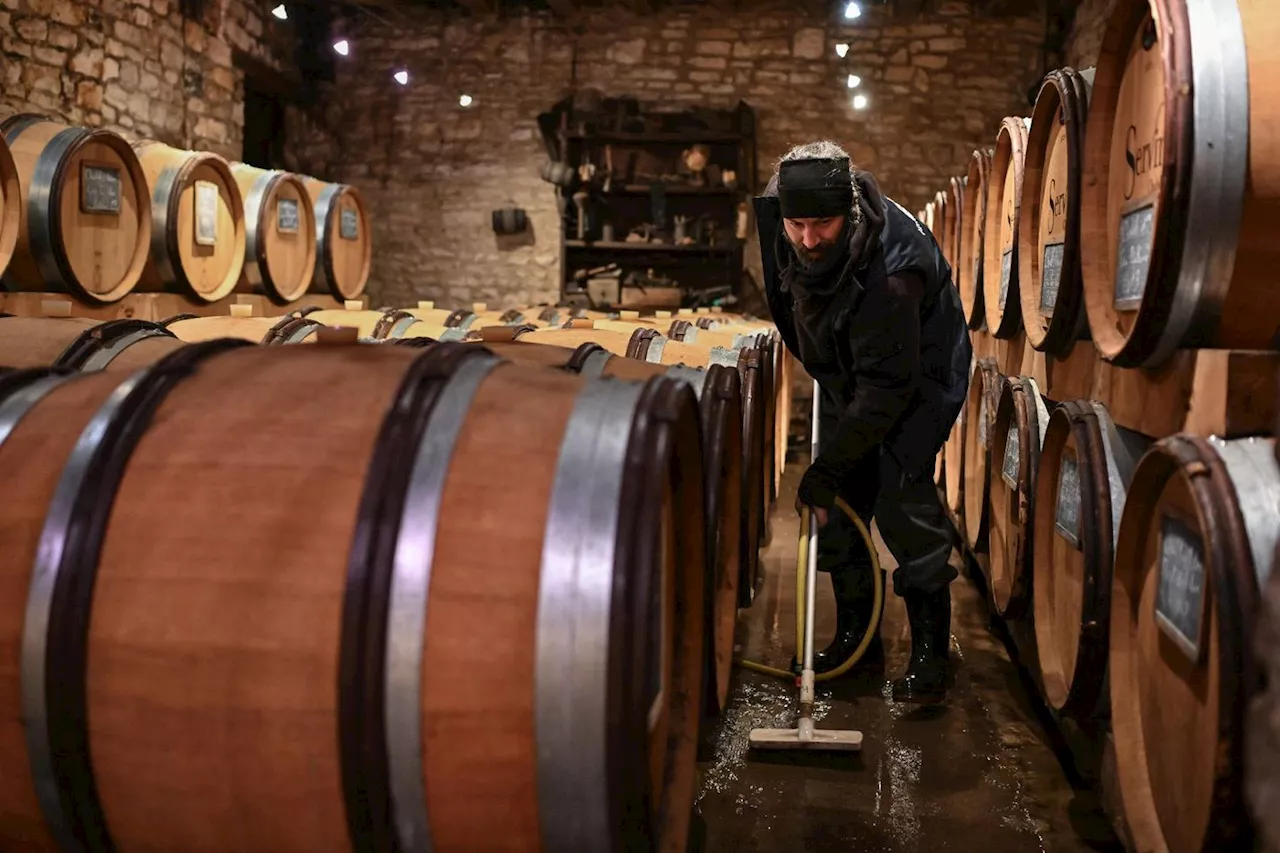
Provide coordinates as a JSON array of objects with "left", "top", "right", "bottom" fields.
[
  {"left": 847, "top": 73, "right": 861, "bottom": 88},
  {"left": 459, "top": 94, "right": 473, "bottom": 107},
  {"left": 835, "top": 43, "right": 849, "bottom": 58},
  {"left": 393, "top": 70, "right": 409, "bottom": 85},
  {"left": 333, "top": 39, "right": 349, "bottom": 56},
  {"left": 853, "top": 94, "right": 869, "bottom": 110},
  {"left": 271, "top": 4, "right": 287, "bottom": 19},
  {"left": 844, "top": 1, "right": 862, "bottom": 19}
]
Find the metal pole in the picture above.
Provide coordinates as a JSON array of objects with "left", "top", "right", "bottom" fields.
[{"left": 799, "top": 380, "right": 821, "bottom": 740}]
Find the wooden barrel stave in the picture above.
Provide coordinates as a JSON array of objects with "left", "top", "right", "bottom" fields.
[
  {"left": 133, "top": 141, "right": 246, "bottom": 304},
  {"left": 0, "top": 316, "right": 184, "bottom": 371},
  {"left": 231, "top": 164, "right": 317, "bottom": 305},
  {"left": 984, "top": 116, "right": 1031, "bottom": 338},
  {"left": 963, "top": 359, "right": 1003, "bottom": 549},
  {"left": 167, "top": 314, "right": 320, "bottom": 345},
  {"left": 1110, "top": 434, "right": 1279, "bottom": 852},
  {"left": 1033, "top": 399, "right": 1148, "bottom": 717},
  {"left": 0, "top": 341, "right": 707, "bottom": 852},
  {"left": 1081, "top": 0, "right": 1280, "bottom": 368},
  {"left": 301, "top": 177, "right": 371, "bottom": 302},
  {"left": 987, "top": 375, "right": 1050, "bottom": 618},
  {"left": 960, "top": 148, "right": 993, "bottom": 329},
  {"left": 946, "top": 175, "right": 965, "bottom": 270},
  {"left": 0, "top": 132, "right": 19, "bottom": 278},
  {"left": 0, "top": 116, "right": 152, "bottom": 303},
  {"left": 1019, "top": 68, "right": 1092, "bottom": 355}
]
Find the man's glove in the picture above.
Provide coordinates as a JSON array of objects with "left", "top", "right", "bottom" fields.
[{"left": 797, "top": 459, "right": 842, "bottom": 514}]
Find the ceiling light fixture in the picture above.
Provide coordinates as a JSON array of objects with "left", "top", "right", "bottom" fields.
[
  {"left": 844, "top": 2, "right": 862, "bottom": 19},
  {"left": 853, "top": 94, "right": 869, "bottom": 110},
  {"left": 394, "top": 70, "right": 409, "bottom": 85},
  {"left": 271, "top": 4, "right": 287, "bottom": 19},
  {"left": 847, "top": 73, "right": 861, "bottom": 88},
  {"left": 835, "top": 43, "right": 849, "bottom": 58},
  {"left": 459, "top": 94, "right": 473, "bottom": 107},
  {"left": 333, "top": 39, "right": 349, "bottom": 56}
]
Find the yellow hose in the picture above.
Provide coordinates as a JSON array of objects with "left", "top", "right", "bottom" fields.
[{"left": 738, "top": 495, "right": 885, "bottom": 682}]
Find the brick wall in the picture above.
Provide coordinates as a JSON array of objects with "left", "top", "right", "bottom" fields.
[
  {"left": 294, "top": 1, "right": 1052, "bottom": 310},
  {"left": 0, "top": 0, "right": 289, "bottom": 162}
]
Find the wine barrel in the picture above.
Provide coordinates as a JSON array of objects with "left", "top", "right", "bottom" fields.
[
  {"left": 987, "top": 375, "right": 1050, "bottom": 618},
  {"left": 963, "top": 359, "right": 1003, "bottom": 549},
  {"left": 1248, "top": 539, "right": 1280, "bottom": 853},
  {"left": 930, "top": 190, "right": 947, "bottom": 250},
  {"left": 0, "top": 315, "right": 184, "bottom": 371},
  {"left": 960, "top": 148, "right": 993, "bottom": 328},
  {"left": 1110, "top": 434, "right": 1278, "bottom": 851},
  {"left": 945, "top": 175, "right": 965, "bottom": 269},
  {"left": 1082, "top": 0, "right": 1280, "bottom": 368},
  {"left": 983, "top": 116, "right": 1030, "bottom": 338},
  {"left": 944, "top": 399, "right": 966, "bottom": 518},
  {"left": 230, "top": 163, "right": 317, "bottom": 305},
  {"left": 1019, "top": 69, "right": 1093, "bottom": 356},
  {"left": 0, "top": 115, "right": 151, "bottom": 303},
  {"left": 1032, "top": 400, "right": 1148, "bottom": 716},
  {"left": 133, "top": 141, "right": 246, "bottom": 304},
  {"left": 306, "top": 308, "right": 420, "bottom": 340},
  {"left": 166, "top": 313, "right": 321, "bottom": 345},
  {"left": 0, "top": 132, "right": 19, "bottom": 278},
  {"left": 484, "top": 339, "right": 744, "bottom": 717},
  {"left": 300, "top": 177, "right": 371, "bottom": 302},
  {"left": 647, "top": 332, "right": 774, "bottom": 547},
  {"left": 0, "top": 341, "right": 707, "bottom": 853}
]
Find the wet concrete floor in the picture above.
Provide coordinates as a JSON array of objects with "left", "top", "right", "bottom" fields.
[{"left": 694, "top": 466, "right": 1123, "bottom": 852}]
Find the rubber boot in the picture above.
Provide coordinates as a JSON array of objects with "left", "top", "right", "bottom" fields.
[
  {"left": 793, "top": 568, "right": 884, "bottom": 676},
  {"left": 891, "top": 585, "right": 951, "bottom": 702}
]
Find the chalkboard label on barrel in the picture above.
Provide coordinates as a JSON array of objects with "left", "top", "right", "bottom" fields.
[
  {"left": 340, "top": 206, "right": 359, "bottom": 241},
  {"left": 1054, "top": 448, "right": 1081, "bottom": 549},
  {"left": 81, "top": 163, "right": 121, "bottom": 215},
  {"left": 1001, "top": 423, "right": 1020, "bottom": 488},
  {"left": 1114, "top": 203, "right": 1155, "bottom": 310},
  {"left": 277, "top": 198, "right": 300, "bottom": 235},
  {"left": 999, "top": 248, "right": 1013, "bottom": 306},
  {"left": 1155, "top": 512, "right": 1208, "bottom": 664},
  {"left": 194, "top": 180, "right": 218, "bottom": 246},
  {"left": 1039, "top": 242, "right": 1065, "bottom": 315}
]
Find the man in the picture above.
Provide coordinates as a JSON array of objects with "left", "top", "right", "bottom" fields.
[{"left": 753, "top": 142, "right": 971, "bottom": 702}]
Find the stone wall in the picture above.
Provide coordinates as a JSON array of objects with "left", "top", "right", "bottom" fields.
[
  {"left": 1064, "top": 0, "right": 1117, "bottom": 71},
  {"left": 0, "top": 0, "right": 289, "bottom": 161},
  {"left": 298, "top": 1, "right": 1052, "bottom": 309}
]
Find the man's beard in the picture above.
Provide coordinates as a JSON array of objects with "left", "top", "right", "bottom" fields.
[{"left": 787, "top": 218, "right": 850, "bottom": 275}]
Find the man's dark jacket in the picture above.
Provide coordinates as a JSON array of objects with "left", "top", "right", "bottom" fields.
[{"left": 754, "top": 171, "right": 971, "bottom": 502}]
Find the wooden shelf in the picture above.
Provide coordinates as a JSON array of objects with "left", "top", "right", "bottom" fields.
[{"left": 564, "top": 240, "right": 738, "bottom": 254}]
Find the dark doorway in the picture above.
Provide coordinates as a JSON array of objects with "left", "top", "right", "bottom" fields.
[{"left": 242, "top": 84, "right": 285, "bottom": 169}]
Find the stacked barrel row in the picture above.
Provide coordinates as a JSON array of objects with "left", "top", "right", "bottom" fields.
[
  {"left": 0, "top": 113, "right": 372, "bottom": 307},
  {"left": 0, "top": 298, "right": 783, "bottom": 853},
  {"left": 924, "top": 2, "right": 1280, "bottom": 851}
]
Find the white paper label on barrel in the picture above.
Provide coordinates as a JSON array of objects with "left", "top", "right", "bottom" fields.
[
  {"left": 1155, "top": 513, "right": 1208, "bottom": 664},
  {"left": 1054, "top": 449, "right": 1081, "bottom": 548},
  {"left": 1114, "top": 203, "right": 1155, "bottom": 310},
  {"left": 1001, "top": 423, "right": 1020, "bottom": 488},
  {"left": 194, "top": 180, "right": 218, "bottom": 246},
  {"left": 277, "top": 198, "right": 300, "bottom": 234},
  {"left": 1039, "top": 243, "right": 1065, "bottom": 315},
  {"left": 340, "top": 206, "right": 359, "bottom": 240},
  {"left": 81, "top": 164, "right": 121, "bottom": 215},
  {"left": 999, "top": 248, "right": 1013, "bottom": 306}
]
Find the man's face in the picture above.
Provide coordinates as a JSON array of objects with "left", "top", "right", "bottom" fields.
[{"left": 783, "top": 216, "right": 845, "bottom": 267}]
